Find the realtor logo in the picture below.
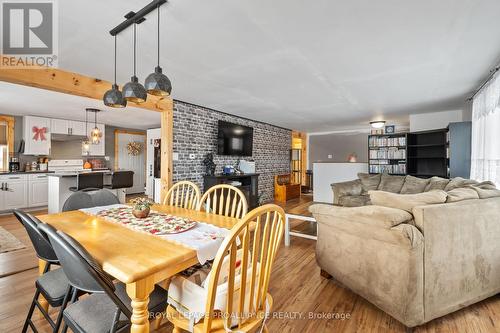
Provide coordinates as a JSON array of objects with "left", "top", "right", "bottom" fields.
[{"left": 1, "top": 0, "right": 58, "bottom": 68}]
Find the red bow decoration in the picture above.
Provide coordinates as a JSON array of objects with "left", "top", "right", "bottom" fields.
[{"left": 32, "top": 126, "right": 47, "bottom": 141}]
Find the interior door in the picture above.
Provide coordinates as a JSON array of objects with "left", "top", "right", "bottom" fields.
[{"left": 115, "top": 131, "right": 146, "bottom": 194}]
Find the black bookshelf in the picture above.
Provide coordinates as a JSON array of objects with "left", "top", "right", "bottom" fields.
[
  {"left": 368, "top": 133, "right": 407, "bottom": 175},
  {"left": 406, "top": 128, "right": 449, "bottom": 178}
]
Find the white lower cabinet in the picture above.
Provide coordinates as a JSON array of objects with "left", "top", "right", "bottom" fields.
[
  {"left": 29, "top": 174, "right": 49, "bottom": 207},
  {"left": 0, "top": 174, "right": 48, "bottom": 211}
]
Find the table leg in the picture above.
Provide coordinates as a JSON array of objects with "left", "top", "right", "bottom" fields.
[
  {"left": 38, "top": 259, "right": 49, "bottom": 317},
  {"left": 153, "top": 278, "right": 172, "bottom": 330},
  {"left": 284, "top": 215, "right": 290, "bottom": 246},
  {"left": 126, "top": 277, "right": 154, "bottom": 333}
]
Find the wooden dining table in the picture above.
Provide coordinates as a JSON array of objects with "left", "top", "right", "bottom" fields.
[{"left": 37, "top": 204, "right": 241, "bottom": 333}]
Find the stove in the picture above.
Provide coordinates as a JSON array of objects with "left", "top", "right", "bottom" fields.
[{"left": 48, "top": 159, "right": 84, "bottom": 173}]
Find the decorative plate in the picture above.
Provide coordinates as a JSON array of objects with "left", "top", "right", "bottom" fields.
[{"left": 97, "top": 207, "right": 197, "bottom": 235}]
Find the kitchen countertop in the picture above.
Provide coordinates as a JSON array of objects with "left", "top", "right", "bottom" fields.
[
  {"left": 0, "top": 170, "right": 54, "bottom": 175},
  {"left": 48, "top": 169, "right": 121, "bottom": 177}
]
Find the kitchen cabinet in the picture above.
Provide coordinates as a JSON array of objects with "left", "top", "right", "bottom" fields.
[
  {"left": 28, "top": 174, "right": 48, "bottom": 207},
  {"left": 23, "top": 116, "right": 51, "bottom": 155},
  {"left": 0, "top": 174, "right": 28, "bottom": 210},
  {"left": 51, "top": 119, "right": 87, "bottom": 136},
  {"left": 83, "top": 123, "right": 105, "bottom": 156}
]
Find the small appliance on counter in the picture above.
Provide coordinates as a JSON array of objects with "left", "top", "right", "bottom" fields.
[{"left": 9, "top": 157, "right": 20, "bottom": 172}]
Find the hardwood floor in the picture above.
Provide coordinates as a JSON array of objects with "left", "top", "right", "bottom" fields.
[{"left": 1, "top": 197, "right": 499, "bottom": 332}]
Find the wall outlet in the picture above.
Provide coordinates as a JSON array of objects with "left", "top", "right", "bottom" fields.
[
  {"left": 189, "top": 153, "right": 196, "bottom": 160},
  {"left": 173, "top": 152, "right": 179, "bottom": 161},
  {"left": 327, "top": 154, "right": 333, "bottom": 159},
  {"left": 104, "top": 156, "right": 110, "bottom": 161}
]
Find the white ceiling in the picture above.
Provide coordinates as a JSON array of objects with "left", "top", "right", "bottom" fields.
[
  {"left": 0, "top": 82, "right": 160, "bottom": 129},
  {"left": 14, "top": 0, "right": 500, "bottom": 132}
]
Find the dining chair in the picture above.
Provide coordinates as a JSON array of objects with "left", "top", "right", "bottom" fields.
[
  {"left": 62, "top": 191, "right": 94, "bottom": 212},
  {"left": 13, "top": 210, "right": 71, "bottom": 333},
  {"left": 38, "top": 223, "right": 169, "bottom": 333},
  {"left": 198, "top": 184, "right": 248, "bottom": 219},
  {"left": 164, "top": 180, "right": 201, "bottom": 209},
  {"left": 90, "top": 189, "right": 120, "bottom": 206},
  {"left": 166, "top": 204, "right": 286, "bottom": 333}
]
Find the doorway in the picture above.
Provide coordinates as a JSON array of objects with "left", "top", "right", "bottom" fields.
[{"left": 114, "top": 130, "right": 146, "bottom": 194}]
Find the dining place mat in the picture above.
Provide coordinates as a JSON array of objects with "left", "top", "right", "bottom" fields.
[{"left": 80, "top": 204, "right": 230, "bottom": 264}]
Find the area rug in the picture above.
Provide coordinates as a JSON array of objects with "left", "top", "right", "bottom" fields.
[{"left": 0, "top": 226, "right": 25, "bottom": 254}]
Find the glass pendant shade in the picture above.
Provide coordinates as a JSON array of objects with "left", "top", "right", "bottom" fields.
[
  {"left": 145, "top": 66, "right": 172, "bottom": 96},
  {"left": 104, "top": 84, "right": 127, "bottom": 107},
  {"left": 123, "top": 76, "right": 147, "bottom": 103},
  {"left": 82, "top": 138, "right": 90, "bottom": 153}
]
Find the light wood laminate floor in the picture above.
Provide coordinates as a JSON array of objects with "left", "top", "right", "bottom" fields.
[{"left": 0, "top": 196, "right": 498, "bottom": 332}]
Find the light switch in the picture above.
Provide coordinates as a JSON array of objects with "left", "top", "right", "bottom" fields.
[
  {"left": 104, "top": 156, "right": 110, "bottom": 161},
  {"left": 173, "top": 152, "right": 179, "bottom": 161},
  {"left": 327, "top": 154, "right": 333, "bottom": 159}
]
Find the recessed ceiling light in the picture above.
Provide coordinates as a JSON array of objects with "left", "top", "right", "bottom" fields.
[{"left": 370, "top": 120, "right": 386, "bottom": 129}]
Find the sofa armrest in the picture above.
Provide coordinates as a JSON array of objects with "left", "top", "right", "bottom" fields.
[{"left": 331, "top": 179, "right": 363, "bottom": 204}]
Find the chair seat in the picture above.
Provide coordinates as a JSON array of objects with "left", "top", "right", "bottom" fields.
[
  {"left": 36, "top": 267, "right": 69, "bottom": 307},
  {"left": 63, "top": 282, "right": 168, "bottom": 333}
]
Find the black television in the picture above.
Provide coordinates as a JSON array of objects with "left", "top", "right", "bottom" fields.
[{"left": 217, "top": 121, "right": 253, "bottom": 156}]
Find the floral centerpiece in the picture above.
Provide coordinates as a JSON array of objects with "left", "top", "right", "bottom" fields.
[{"left": 130, "top": 197, "right": 154, "bottom": 218}]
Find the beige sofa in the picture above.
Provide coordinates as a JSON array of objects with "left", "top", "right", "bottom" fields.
[{"left": 311, "top": 181, "right": 500, "bottom": 327}]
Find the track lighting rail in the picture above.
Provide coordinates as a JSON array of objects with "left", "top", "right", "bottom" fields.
[{"left": 109, "top": 0, "right": 167, "bottom": 36}]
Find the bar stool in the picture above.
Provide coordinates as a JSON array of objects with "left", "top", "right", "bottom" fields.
[
  {"left": 69, "top": 172, "right": 104, "bottom": 192},
  {"left": 104, "top": 170, "right": 134, "bottom": 189}
]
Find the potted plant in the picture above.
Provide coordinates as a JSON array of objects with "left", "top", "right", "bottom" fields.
[{"left": 130, "top": 198, "right": 154, "bottom": 218}]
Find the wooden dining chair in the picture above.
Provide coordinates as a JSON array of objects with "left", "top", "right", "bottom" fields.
[
  {"left": 166, "top": 204, "right": 286, "bottom": 333},
  {"left": 164, "top": 181, "right": 201, "bottom": 210},
  {"left": 198, "top": 184, "right": 248, "bottom": 219}
]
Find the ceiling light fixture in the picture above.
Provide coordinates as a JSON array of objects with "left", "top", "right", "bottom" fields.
[
  {"left": 370, "top": 120, "right": 386, "bottom": 129},
  {"left": 103, "top": 36, "right": 127, "bottom": 108},
  {"left": 122, "top": 22, "right": 147, "bottom": 104},
  {"left": 144, "top": 4, "right": 172, "bottom": 96},
  {"left": 86, "top": 108, "right": 102, "bottom": 145},
  {"left": 82, "top": 109, "right": 90, "bottom": 154}
]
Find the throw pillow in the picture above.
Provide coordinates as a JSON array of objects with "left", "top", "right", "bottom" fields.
[
  {"left": 377, "top": 174, "right": 406, "bottom": 193},
  {"left": 401, "top": 175, "right": 430, "bottom": 194},
  {"left": 369, "top": 190, "right": 448, "bottom": 213},
  {"left": 358, "top": 173, "right": 381, "bottom": 194},
  {"left": 424, "top": 176, "right": 450, "bottom": 191},
  {"left": 446, "top": 188, "right": 479, "bottom": 203},
  {"left": 444, "top": 177, "right": 478, "bottom": 191},
  {"left": 468, "top": 186, "right": 500, "bottom": 199}
]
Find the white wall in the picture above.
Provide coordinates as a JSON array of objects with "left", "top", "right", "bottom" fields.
[{"left": 410, "top": 110, "right": 463, "bottom": 132}]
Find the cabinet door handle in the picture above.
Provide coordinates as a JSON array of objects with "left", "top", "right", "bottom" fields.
[{"left": 8, "top": 177, "right": 20, "bottom": 179}]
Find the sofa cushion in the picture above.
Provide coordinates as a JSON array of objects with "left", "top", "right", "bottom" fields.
[
  {"left": 468, "top": 186, "right": 500, "bottom": 199},
  {"left": 377, "top": 174, "right": 406, "bottom": 193},
  {"left": 424, "top": 176, "right": 450, "bottom": 191},
  {"left": 338, "top": 195, "right": 371, "bottom": 207},
  {"left": 444, "top": 177, "right": 478, "bottom": 191},
  {"left": 474, "top": 181, "right": 497, "bottom": 190},
  {"left": 401, "top": 175, "right": 430, "bottom": 194},
  {"left": 358, "top": 173, "right": 381, "bottom": 194},
  {"left": 369, "top": 190, "right": 447, "bottom": 213},
  {"left": 309, "top": 203, "right": 413, "bottom": 228},
  {"left": 446, "top": 188, "right": 479, "bottom": 203}
]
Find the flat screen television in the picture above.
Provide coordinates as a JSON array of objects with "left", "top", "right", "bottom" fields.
[{"left": 217, "top": 121, "right": 253, "bottom": 156}]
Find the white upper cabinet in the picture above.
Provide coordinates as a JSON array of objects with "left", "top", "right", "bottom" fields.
[
  {"left": 70, "top": 121, "right": 87, "bottom": 136},
  {"left": 23, "top": 116, "right": 51, "bottom": 155},
  {"left": 51, "top": 118, "right": 70, "bottom": 135}
]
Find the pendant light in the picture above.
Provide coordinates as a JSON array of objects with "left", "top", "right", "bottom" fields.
[
  {"left": 122, "top": 22, "right": 147, "bottom": 103},
  {"left": 103, "top": 36, "right": 127, "bottom": 108},
  {"left": 82, "top": 109, "right": 90, "bottom": 154},
  {"left": 89, "top": 109, "right": 102, "bottom": 144},
  {"left": 144, "top": 5, "right": 172, "bottom": 96}
]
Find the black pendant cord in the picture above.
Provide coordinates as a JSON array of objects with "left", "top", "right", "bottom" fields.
[
  {"left": 113, "top": 36, "right": 117, "bottom": 85},
  {"left": 85, "top": 110, "right": 88, "bottom": 134},
  {"left": 157, "top": 4, "right": 160, "bottom": 67},
  {"left": 133, "top": 23, "right": 137, "bottom": 77},
  {"left": 94, "top": 111, "right": 97, "bottom": 128}
]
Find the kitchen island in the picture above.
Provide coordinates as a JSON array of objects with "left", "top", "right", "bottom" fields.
[{"left": 47, "top": 170, "right": 130, "bottom": 213}]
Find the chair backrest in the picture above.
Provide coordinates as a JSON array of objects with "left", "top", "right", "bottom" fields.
[
  {"left": 198, "top": 184, "right": 248, "bottom": 219},
  {"left": 110, "top": 171, "right": 134, "bottom": 189},
  {"left": 13, "top": 210, "right": 58, "bottom": 263},
  {"left": 77, "top": 172, "right": 104, "bottom": 190},
  {"left": 38, "top": 223, "right": 132, "bottom": 317},
  {"left": 62, "top": 191, "right": 94, "bottom": 212},
  {"left": 164, "top": 181, "right": 201, "bottom": 209},
  {"left": 201, "top": 204, "right": 285, "bottom": 332},
  {"left": 90, "top": 189, "right": 120, "bottom": 206}
]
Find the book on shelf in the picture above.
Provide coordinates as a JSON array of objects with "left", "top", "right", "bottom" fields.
[
  {"left": 369, "top": 148, "right": 406, "bottom": 159},
  {"left": 369, "top": 163, "right": 406, "bottom": 175},
  {"left": 369, "top": 136, "right": 406, "bottom": 147}
]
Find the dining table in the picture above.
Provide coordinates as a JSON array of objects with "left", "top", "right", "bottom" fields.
[{"left": 37, "top": 204, "right": 241, "bottom": 333}]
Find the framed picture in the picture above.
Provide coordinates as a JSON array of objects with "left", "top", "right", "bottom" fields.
[{"left": 385, "top": 125, "right": 395, "bottom": 134}]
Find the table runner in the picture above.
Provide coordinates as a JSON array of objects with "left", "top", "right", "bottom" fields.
[{"left": 80, "top": 204, "right": 229, "bottom": 264}]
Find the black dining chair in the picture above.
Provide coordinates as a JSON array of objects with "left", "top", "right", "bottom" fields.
[
  {"left": 62, "top": 191, "right": 94, "bottom": 212},
  {"left": 69, "top": 172, "right": 104, "bottom": 192},
  {"left": 90, "top": 189, "right": 120, "bottom": 206},
  {"left": 38, "top": 223, "right": 169, "bottom": 333},
  {"left": 104, "top": 170, "right": 134, "bottom": 189},
  {"left": 13, "top": 210, "right": 72, "bottom": 333}
]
